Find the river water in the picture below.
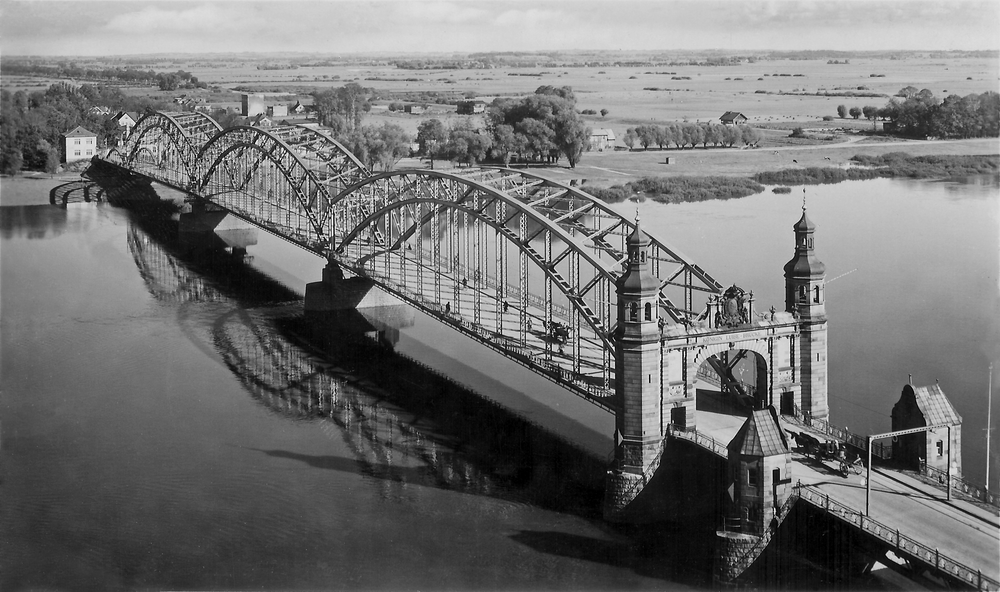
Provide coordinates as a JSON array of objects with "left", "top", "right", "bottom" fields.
[{"left": 1, "top": 174, "right": 997, "bottom": 590}]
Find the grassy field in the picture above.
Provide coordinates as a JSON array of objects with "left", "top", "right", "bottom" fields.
[{"left": 3, "top": 53, "right": 998, "bottom": 185}]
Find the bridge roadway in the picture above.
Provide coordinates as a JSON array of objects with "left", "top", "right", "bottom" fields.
[{"left": 690, "top": 408, "right": 1000, "bottom": 584}]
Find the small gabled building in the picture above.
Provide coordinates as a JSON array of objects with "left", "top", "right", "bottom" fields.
[
  {"left": 720, "top": 111, "right": 748, "bottom": 126},
  {"left": 63, "top": 126, "right": 98, "bottom": 163},
  {"left": 110, "top": 111, "right": 139, "bottom": 144},
  {"left": 249, "top": 114, "right": 273, "bottom": 128},
  {"left": 726, "top": 408, "right": 792, "bottom": 536},
  {"left": 405, "top": 104, "right": 427, "bottom": 115},
  {"left": 588, "top": 128, "right": 616, "bottom": 151},
  {"left": 290, "top": 101, "right": 307, "bottom": 115},
  {"left": 891, "top": 383, "right": 962, "bottom": 477}
]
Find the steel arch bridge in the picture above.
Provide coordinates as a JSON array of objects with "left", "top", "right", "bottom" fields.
[{"left": 103, "top": 111, "right": 725, "bottom": 404}]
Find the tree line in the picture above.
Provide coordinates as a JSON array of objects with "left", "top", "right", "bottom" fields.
[
  {"left": 415, "top": 85, "right": 591, "bottom": 168},
  {"left": 0, "top": 61, "right": 206, "bottom": 92},
  {"left": 836, "top": 87, "right": 1000, "bottom": 138},
  {"left": 623, "top": 122, "right": 762, "bottom": 150},
  {"left": 0, "top": 84, "right": 169, "bottom": 175}
]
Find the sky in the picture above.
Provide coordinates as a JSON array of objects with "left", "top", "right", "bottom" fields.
[{"left": 0, "top": 0, "right": 997, "bottom": 57}]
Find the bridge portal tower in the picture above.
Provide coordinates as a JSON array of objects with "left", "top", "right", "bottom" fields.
[
  {"left": 783, "top": 204, "right": 829, "bottom": 419},
  {"left": 614, "top": 218, "right": 664, "bottom": 474}
]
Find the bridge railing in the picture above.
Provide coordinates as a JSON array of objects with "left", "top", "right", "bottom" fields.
[
  {"left": 784, "top": 404, "right": 892, "bottom": 459},
  {"left": 919, "top": 461, "right": 1000, "bottom": 510},
  {"left": 795, "top": 483, "right": 1000, "bottom": 591},
  {"left": 666, "top": 424, "right": 729, "bottom": 458}
]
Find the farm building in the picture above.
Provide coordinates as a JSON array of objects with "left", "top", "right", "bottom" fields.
[
  {"left": 720, "top": 111, "right": 748, "bottom": 126},
  {"left": 250, "top": 114, "right": 273, "bottom": 128},
  {"left": 891, "top": 382, "right": 962, "bottom": 477},
  {"left": 268, "top": 104, "right": 288, "bottom": 117},
  {"left": 242, "top": 93, "right": 266, "bottom": 117},
  {"left": 63, "top": 126, "right": 97, "bottom": 163},
  {"left": 290, "top": 101, "right": 306, "bottom": 114},
  {"left": 405, "top": 104, "right": 427, "bottom": 115},
  {"left": 457, "top": 100, "right": 486, "bottom": 115},
  {"left": 588, "top": 128, "right": 616, "bottom": 151}
]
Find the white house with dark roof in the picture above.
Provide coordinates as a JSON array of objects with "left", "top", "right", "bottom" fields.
[
  {"left": 720, "top": 111, "right": 748, "bottom": 126},
  {"left": 63, "top": 126, "right": 97, "bottom": 163}
]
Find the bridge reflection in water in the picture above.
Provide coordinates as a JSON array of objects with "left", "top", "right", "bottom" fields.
[{"left": 121, "top": 196, "right": 612, "bottom": 517}]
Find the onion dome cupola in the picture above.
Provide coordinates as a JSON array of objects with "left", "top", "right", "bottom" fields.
[
  {"left": 616, "top": 215, "right": 661, "bottom": 334},
  {"left": 783, "top": 204, "right": 827, "bottom": 318}
]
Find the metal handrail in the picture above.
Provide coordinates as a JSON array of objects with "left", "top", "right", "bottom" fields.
[
  {"left": 796, "top": 483, "right": 1000, "bottom": 591},
  {"left": 919, "top": 462, "right": 1000, "bottom": 510},
  {"left": 785, "top": 404, "right": 891, "bottom": 459}
]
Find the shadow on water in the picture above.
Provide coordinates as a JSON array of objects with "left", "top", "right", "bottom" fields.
[{"left": 80, "top": 171, "right": 724, "bottom": 586}]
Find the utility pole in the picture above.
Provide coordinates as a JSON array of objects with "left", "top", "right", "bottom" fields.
[{"left": 988, "top": 363, "right": 993, "bottom": 493}]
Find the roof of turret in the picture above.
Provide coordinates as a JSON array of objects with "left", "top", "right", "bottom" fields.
[
  {"left": 793, "top": 207, "right": 816, "bottom": 232},
  {"left": 627, "top": 214, "right": 652, "bottom": 248}
]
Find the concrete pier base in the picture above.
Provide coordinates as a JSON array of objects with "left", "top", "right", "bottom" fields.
[{"left": 304, "top": 264, "right": 401, "bottom": 312}]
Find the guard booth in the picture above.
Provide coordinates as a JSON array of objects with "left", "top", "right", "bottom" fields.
[
  {"left": 725, "top": 407, "right": 793, "bottom": 535},
  {"left": 891, "top": 383, "right": 963, "bottom": 477}
]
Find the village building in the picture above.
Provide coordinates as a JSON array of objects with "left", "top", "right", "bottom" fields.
[
  {"left": 63, "top": 126, "right": 98, "bottom": 163},
  {"left": 891, "top": 383, "right": 963, "bottom": 477},
  {"left": 405, "top": 104, "right": 427, "bottom": 115},
  {"left": 87, "top": 106, "right": 111, "bottom": 117},
  {"left": 268, "top": 104, "right": 288, "bottom": 118},
  {"left": 456, "top": 100, "right": 486, "bottom": 115},
  {"left": 109, "top": 111, "right": 139, "bottom": 146},
  {"left": 720, "top": 111, "right": 748, "bottom": 126},
  {"left": 588, "top": 128, "right": 616, "bottom": 151},
  {"left": 290, "top": 101, "right": 307, "bottom": 115},
  {"left": 249, "top": 114, "right": 273, "bottom": 128},
  {"left": 242, "top": 93, "right": 266, "bottom": 117}
]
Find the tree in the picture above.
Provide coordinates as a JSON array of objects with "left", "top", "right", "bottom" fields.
[
  {"left": 416, "top": 118, "right": 447, "bottom": 168},
  {"left": 623, "top": 128, "right": 637, "bottom": 150},
  {"left": 897, "top": 86, "right": 919, "bottom": 99},
  {"left": 553, "top": 111, "right": 589, "bottom": 168},
  {"left": 489, "top": 124, "right": 522, "bottom": 166},
  {"left": 600, "top": 108, "right": 609, "bottom": 117},
  {"left": 739, "top": 125, "right": 762, "bottom": 147},
  {"left": 447, "top": 121, "right": 492, "bottom": 166},
  {"left": 862, "top": 105, "right": 880, "bottom": 130},
  {"left": 311, "top": 83, "right": 373, "bottom": 134},
  {"left": 0, "top": 145, "right": 23, "bottom": 175},
  {"left": 44, "top": 145, "right": 60, "bottom": 175},
  {"left": 486, "top": 88, "right": 589, "bottom": 166},
  {"left": 837, "top": 104, "right": 847, "bottom": 118},
  {"left": 849, "top": 106, "right": 862, "bottom": 119},
  {"left": 635, "top": 124, "right": 656, "bottom": 150}
]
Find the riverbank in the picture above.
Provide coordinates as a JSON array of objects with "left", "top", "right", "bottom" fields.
[
  {"left": 0, "top": 173, "right": 85, "bottom": 206},
  {"left": 511, "top": 137, "right": 1000, "bottom": 187}
]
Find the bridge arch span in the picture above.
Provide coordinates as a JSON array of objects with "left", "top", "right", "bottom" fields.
[
  {"left": 197, "top": 124, "right": 372, "bottom": 251},
  {"left": 328, "top": 168, "right": 625, "bottom": 392},
  {"left": 124, "top": 111, "right": 222, "bottom": 188}
]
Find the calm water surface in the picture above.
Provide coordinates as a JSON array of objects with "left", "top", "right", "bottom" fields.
[{"left": 1, "top": 175, "right": 998, "bottom": 590}]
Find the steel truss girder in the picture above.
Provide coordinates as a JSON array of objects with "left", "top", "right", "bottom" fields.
[{"left": 454, "top": 168, "right": 724, "bottom": 322}]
